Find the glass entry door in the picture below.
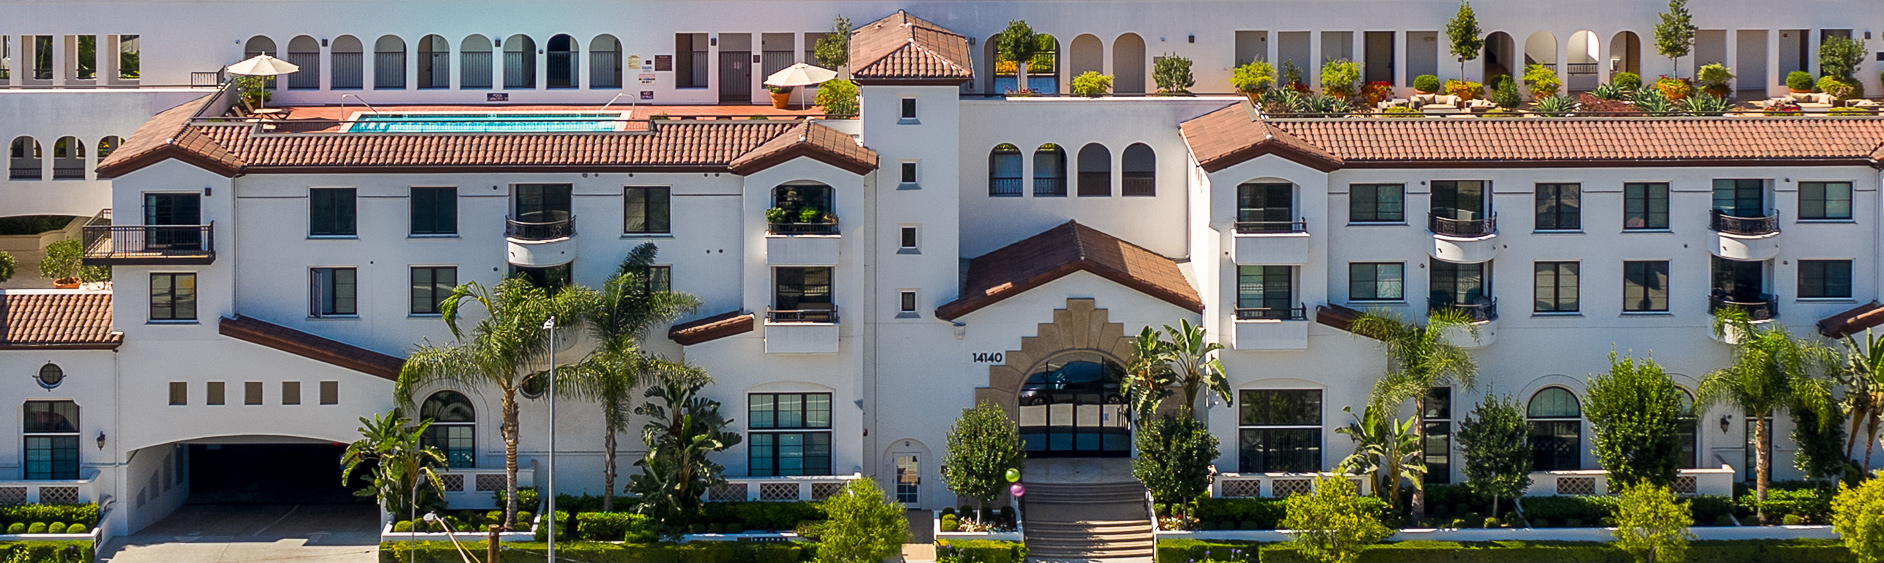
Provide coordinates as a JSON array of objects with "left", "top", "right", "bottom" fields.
[
  {"left": 1017, "top": 356, "right": 1131, "bottom": 458},
  {"left": 144, "top": 193, "right": 202, "bottom": 250},
  {"left": 894, "top": 454, "right": 920, "bottom": 505}
]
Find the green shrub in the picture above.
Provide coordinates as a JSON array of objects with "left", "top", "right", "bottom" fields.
[
  {"left": 1787, "top": 71, "right": 1815, "bottom": 91},
  {"left": 1153, "top": 54, "right": 1195, "bottom": 94},
  {"left": 1740, "top": 487, "right": 1832, "bottom": 524},
  {"left": 1784, "top": 514, "right": 1805, "bottom": 526},
  {"left": 531, "top": 511, "right": 567, "bottom": 542},
  {"left": 1413, "top": 74, "right": 1441, "bottom": 94},
  {"left": 1443, "top": 80, "right": 1482, "bottom": 100},
  {"left": 1818, "top": 75, "right": 1854, "bottom": 100},
  {"left": 0, "top": 251, "right": 14, "bottom": 283},
  {"left": 1194, "top": 497, "right": 1288, "bottom": 530},
  {"left": 940, "top": 514, "right": 960, "bottom": 532},
  {"left": 378, "top": 540, "right": 810, "bottom": 563},
  {"left": 1319, "top": 58, "right": 1361, "bottom": 98},
  {"left": 1613, "top": 72, "right": 1642, "bottom": 90},
  {"left": 936, "top": 539, "right": 1026, "bottom": 563},
  {"left": 1232, "top": 61, "right": 1277, "bottom": 94},
  {"left": 24, "top": 523, "right": 45, "bottom": 535},
  {"left": 574, "top": 512, "right": 656, "bottom": 541},
  {"left": 43, "top": 523, "right": 64, "bottom": 534},
  {"left": 493, "top": 487, "right": 540, "bottom": 513},
  {"left": 1488, "top": 75, "right": 1521, "bottom": 108},
  {"left": 392, "top": 521, "right": 412, "bottom": 533},
  {"left": 1071, "top": 71, "right": 1113, "bottom": 97},
  {"left": 4, "top": 523, "right": 21, "bottom": 534},
  {"left": 815, "top": 79, "right": 859, "bottom": 116},
  {"left": 0, "top": 541, "right": 94, "bottom": 563},
  {"left": 1831, "top": 107, "right": 1875, "bottom": 116},
  {"left": 1522, "top": 496, "right": 1618, "bottom": 525},
  {"left": 1522, "top": 64, "right": 1561, "bottom": 98},
  {"left": 1383, "top": 106, "right": 1422, "bottom": 118},
  {"left": 1834, "top": 474, "right": 1884, "bottom": 563}
]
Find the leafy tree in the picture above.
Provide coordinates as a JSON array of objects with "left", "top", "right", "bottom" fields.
[
  {"left": 1820, "top": 36, "right": 1866, "bottom": 81},
  {"left": 1612, "top": 482, "right": 1694, "bottom": 563},
  {"left": 1163, "top": 320, "right": 1230, "bottom": 413},
  {"left": 1133, "top": 408, "right": 1220, "bottom": 514},
  {"left": 399, "top": 277, "right": 599, "bottom": 528},
  {"left": 1586, "top": 352, "right": 1683, "bottom": 488},
  {"left": 1698, "top": 308, "right": 1836, "bottom": 521},
  {"left": 941, "top": 402, "right": 1025, "bottom": 509},
  {"left": 1445, "top": 2, "right": 1483, "bottom": 80},
  {"left": 0, "top": 251, "right": 15, "bottom": 282},
  {"left": 1791, "top": 401, "right": 1855, "bottom": 483},
  {"left": 814, "top": 478, "right": 908, "bottom": 563},
  {"left": 995, "top": 20, "right": 1042, "bottom": 93},
  {"left": 1456, "top": 393, "right": 1531, "bottom": 516},
  {"left": 1282, "top": 476, "right": 1392, "bottom": 563},
  {"left": 1653, "top": 0, "right": 1696, "bottom": 75},
  {"left": 1122, "top": 326, "right": 1176, "bottom": 425},
  {"left": 1834, "top": 472, "right": 1884, "bottom": 563},
  {"left": 815, "top": 79, "right": 859, "bottom": 116},
  {"left": 1231, "top": 60, "right": 1276, "bottom": 95},
  {"left": 38, "top": 240, "right": 106, "bottom": 283},
  {"left": 813, "top": 16, "right": 851, "bottom": 70},
  {"left": 1153, "top": 55, "right": 1195, "bottom": 94},
  {"left": 340, "top": 411, "right": 448, "bottom": 522},
  {"left": 567, "top": 244, "right": 701, "bottom": 512},
  {"left": 1349, "top": 309, "right": 1478, "bottom": 518},
  {"left": 1336, "top": 404, "right": 1425, "bottom": 511},
  {"left": 628, "top": 366, "right": 740, "bottom": 534}
]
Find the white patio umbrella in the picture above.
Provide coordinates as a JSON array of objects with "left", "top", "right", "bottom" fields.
[
  {"left": 225, "top": 54, "right": 300, "bottom": 109},
  {"left": 764, "top": 63, "right": 838, "bottom": 110}
]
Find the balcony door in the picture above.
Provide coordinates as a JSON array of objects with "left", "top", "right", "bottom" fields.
[
  {"left": 774, "top": 267, "right": 833, "bottom": 320},
  {"left": 143, "top": 193, "right": 201, "bottom": 250},
  {"left": 1430, "top": 260, "right": 1488, "bottom": 307},
  {"left": 1236, "top": 182, "right": 1294, "bottom": 231},
  {"left": 1711, "top": 256, "right": 1765, "bottom": 303},
  {"left": 1712, "top": 179, "right": 1764, "bottom": 218},
  {"left": 513, "top": 184, "right": 571, "bottom": 224},
  {"left": 1431, "top": 180, "right": 1486, "bottom": 220}
]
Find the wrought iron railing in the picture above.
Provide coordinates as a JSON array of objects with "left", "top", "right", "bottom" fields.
[
  {"left": 1077, "top": 172, "right": 1110, "bottom": 195},
  {"left": 1430, "top": 297, "right": 1499, "bottom": 322},
  {"left": 189, "top": 70, "right": 227, "bottom": 87},
  {"left": 1709, "top": 210, "right": 1779, "bottom": 236},
  {"left": 1236, "top": 304, "right": 1307, "bottom": 320},
  {"left": 1121, "top": 173, "right": 1155, "bottom": 196},
  {"left": 769, "top": 221, "right": 839, "bottom": 235},
  {"left": 81, "top": 210, "right": 216, "bottom": 264},
  {"left": 1235, "top": 219, "right": 1307, "bottom": 234},
  {"left": 505, "top": 216, "right": 575, "bottom": 241},
  {"left": 1566, "top": 62, "right": 1599, "bottom": 76},
  {"left": 10, "top": 161, "right": 42, "bottom": 180},
  {"left": 989, "top": 177, "right": 1023, "bottom": 196},
  {"left": 1034, "top": 176, "right": 1067, "bottom": 196},
  {"left": 51, "top": 163, "right": 84, "bottom": 180},
  {"left": 768, "top": 306, "right": 838, "bottom": 323},
  {"left": 1710, "top": 293, "right": 1776, "bottom": 321},
  {"left": 1428, "top": 212, "right": 1498, "bottom": 237}
]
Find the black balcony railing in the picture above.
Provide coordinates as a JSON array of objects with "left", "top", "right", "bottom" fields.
[
  {"left": 769, "top": 221, "right": 840, "bottom": 235},
  {"left": 1428, "top": 212, "right": 1498, "bottom": 237},
  {"left": 505, "top": 216, "right": 576, "bottom": 241},
  {"left": 1709, "top": 210, "right": 1780, "bottom": 236},
  {"left": 1121, "top": 173, "right": 1155, "bottom": 196},
  {"left": 989, "top": 177, "right": 1023, "bottom": 196},
  {"left": 1034, "top": 176, "right": 1067, "bottom": 196},
  {"left": 1430, "top": 297, "right": 1499, "bottom": 322},
  {"left": 80, "top": 210, "right": 216, "bottom": 265},
  {"left": 52, "top": 163, "right": 84, "bottom": 180},
  {"left": 769, "top": 305, "right": 839, "bottom": 323},
  {"left": 10, "top": 161, "right": 42, "bottom": 180},
  {"left": 1236, "top": 304, "right": 1307, "bottom": 320},
  {"left": 1235, "top": 219, "right": 1307, "bottom": 234},
  {"left": 1710, "top": 293, "right": 1777, "bottom": 321}
]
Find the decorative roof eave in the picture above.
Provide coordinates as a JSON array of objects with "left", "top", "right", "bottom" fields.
[
  {"left": 934, "top": 221, "right": 1202, "bottom": 321},
  {"left": 935, "top": 261, "right": 1204, "bottom": 321},
  {"left": 219, "top": 315, "right": 403, "bottom": 380},
  {"left": 852, "top": 77, "right": 973, "bottom": 86},
  {"left": 96, "top": 140, "right": 243, "bottom": 178},
  {"left": 728, "top": 122, "right": 878, "bottom": 176},
  {"left": 668, "top": 311, "right": 756, "bottom": 345},
  {"left": 1818, "top": 301, "right": 1884, "bottom": 339}
]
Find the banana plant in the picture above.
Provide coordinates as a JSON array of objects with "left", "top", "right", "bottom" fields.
[
  {"left": 1337, "top": 404, "right": 1427, "bottom": 511},
  {"left": 1839, "top": 329, "right": 1884, "bottom": 468}
]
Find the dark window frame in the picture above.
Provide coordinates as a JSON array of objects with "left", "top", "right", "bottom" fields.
[
  {"left": 409, "top": 186, "right": 458, "bottom": 235},
  {"left": 1237, "top": 389, "right": 1322, "bottom": 473},
  {"left": 22, "top": 400, "right": 79, "bottom": 480},
  {"left": 1424, "top": 387, "right": 1452, "bottom": 484},
  {"left": 410, "top": 266, "right": 458, "bottom": 315},
  {"left": 1348, "top": 262, "right": 1405, "bottom": 302},
  {"left": 149, "top": 272, "right": 197, "bottom": 321},
  {"left": 1533, "top": 261, "right": 1580, "bottom": 313},
  {"left": 1624, "top": 182, "right": 1670, "bottom": 230},
  {"left": 309, "top": 187, "right": 358, "bottom": 237},
  {"left": 624, "top": 186, "right": 671, "bottom": 234},
  {"left": 1799, "top": 181, "right": 1853, "bottom": 221},
  {"left": 1798, "top": 259, "right": 1854, "bottom": 299},
  {"left": 748, "top": 392, "right": 834, "bottom": 477},
  {"left": 1623, "top": 260, "right": 1670, "bottom": 312},
  {"left": 1534, "top": 183, "right": 1582, "bottom": 231},
  {"left": 310, "top": 267, "right": 359, "bottom": 317},
  {"left": 1349, "top": 183, "right": 1405, "bottom": 223}
]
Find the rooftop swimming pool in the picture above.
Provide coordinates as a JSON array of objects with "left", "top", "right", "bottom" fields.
[{"left": 345, "top": 113, "right": 626, "bottom": 133}]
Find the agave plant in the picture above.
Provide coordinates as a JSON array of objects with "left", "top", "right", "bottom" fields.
[
  {"left": 1679, "top": 94, "right": 1733, "bottom": 116},
  {"left": 1294, "top": 93, "right": 1354, "bottom": 116},
  {"left": 1632, "top": 88, "right": 1675, "bottom": 117},
  {"left": 1532, "top": 95, "right": 1579, "bottom": 117},
  {"left": 1591, "top": 83, "right": 1626, "bottom": 101}
]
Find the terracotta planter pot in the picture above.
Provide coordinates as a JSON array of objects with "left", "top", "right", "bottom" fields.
[
  {"left": 770, "top": 91, "right": 792, "bottom": 109},
  {"left": 53, "top": 278, "right": 80, "bottom": 289}
]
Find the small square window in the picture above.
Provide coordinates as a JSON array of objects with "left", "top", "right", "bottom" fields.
[
  {"left": 900, "top": 162, "right": 918, "bottom": 184},
  {"left": 244, "top": 381, "right": 263, "bottom": 405},
  {"left": 282, "top": 381, "right": 301, "bottom": 405},
  {"left": 899, "top": 290, "right": 918, "bottom": 314},
  {"left": 900, "top": 98, "right": 917, "bottom": 119},
  {"left": 168, "top": 382, "right": 187, "bottom": 406},
  {"left": 206, "top": 381, "right": 225, "bottom": 406},
  {"left": 319, "top": 381, "right": 339, "bottom": 405},
  {"left": 899, "top": 226, "right": 918, "bottom": 249}
]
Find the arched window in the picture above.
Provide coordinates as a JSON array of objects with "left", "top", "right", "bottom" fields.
[
  {"left": 23, "top": 401, "right": 79, "bottom": 479},
  {"left": 1528, "top": 387, "right": 1582, "bottom": 471},
  {"left": 244, "top": 36, "right": 278, "bottom": 89},
  {"left": 51, "top": 137, "right": 84, "bottom": 180},
  {"left": 420, "top": 391, "right": 476, "bottom": 468},
  {"left": 286, "top": 36, "right": 320, "bottom": 90},
  {"left": 1121, "top": 143, "right": 1156, "bottom": 196},
  {"left": 1076, "top": 143, "right": 1111, "bottom": 197},
  {"left": 1033, "top": 144, "right": 1066, "bottom": 196},
  {"left": 374, "top": 35, "right": 407, "bottom": 90},
  {"left": 1677, "top": 389, "right": 1698, "bottom": 469},
  {"left": 416, "top": 35, "right": 450, "bottom": 90},
  {"left": 989, "top": 144, "right": 1022, "bottom": 196},
  {"left": 770, "top": 183, "right": 836, "bottom": 234},
  {"left": 96, "top": 136, "right": 120, "bottom": 160},
  {"left": 460, "top": 35, "right": 493, "bottom": 89},
  {"left": 9, "top": 136, "right": 41, "bottom": 180},
  {"left": 331, "top": 35, "right": 364, "bottom": 90},
  {"left": 1069, "top": 34, "right": 1104, "bottom": 78},
  {"left": 504, "top": 35, "right": 537, "bottom": 89},
  {"left": 1113, "top": 33, "right": 1147, "bottom": 94},
  {"left": 547, "top": 34, "right": 579, "bottom": 89},
  {"left": 590, "top": 35, "right": 622, "bottom": 89}
]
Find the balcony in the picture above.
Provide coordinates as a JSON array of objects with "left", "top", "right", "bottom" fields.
[
  {"left": 1710, "top": 210, "right": 1781, "bottom": 261},
  {"left": 764, "top": 306, "right": 839, "bottom": 354},
  {"left": 1430, "top": 298, "right": 1497, "bottom": 347},
  {"left": 1233, "top": 220, "right": 1309, "bottom": 265},
  {"left": 80, "top": 210, "right": 216, "bottom": 265},
  {"left": 706, "top": 473, "right": 863, "bottom": 502},
  {"left": 1232, "top": 305, "right": 1309, "bottom": 350},
  {"left": 767, "top": 219, "right": 841, "bottom": 266},
  {"left": 505, "top": 216, "right": 576, "bottom": 267},
  {"left": 1427, "top": 213, "right": 1498, "bottom": 263},
  {"left": 1710, "top": 294, "right": 1777, "bottom": 344}
]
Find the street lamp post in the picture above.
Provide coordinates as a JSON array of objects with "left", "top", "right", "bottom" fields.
[{"left": 543, "top": 317, "right": 559, "bottom": 563}]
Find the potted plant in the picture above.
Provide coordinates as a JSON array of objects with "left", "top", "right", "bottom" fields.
[
  {"left": 1319, "top": 58, "right": 1360, "bottom": 100},
  {"left": 1153, "top": 54, "right": 1195, "bottom": 95},
  {"left": 1232, "top": 61, "right": 1277, "bottom": 101},
  {"left": 1697, "top": 63, "right": 1734, "bottom": 99},
  {"left": 1655, "top": 75, "right": 1692, "bottom": 102},
  {"left": 1361, "top": 81, "right": 1393, "bottom": 105},
  {"left": 39, "top": 239, "right": 84, "bottom": 289},
  {"left": 1522, "top": 64, "right": 1561, "bottom": 99},
  {"left": 1786, "top": 71, "right": 1815, "bottom": 94},
  {"left": 1444, "top": 79, "right": 1482, "bottom": 101},
  {"left": 1072, "top": 71, "right": 1113, "bottom": 98},
  {"left": 768, "top": 85, "right": 793, "bottom": 109},
  {"left": 1818, "top": 75, "right": 1855, "bottom": 102},
  {"left": 1413, "top": 74, "right": 1441, "bottom": 95}
]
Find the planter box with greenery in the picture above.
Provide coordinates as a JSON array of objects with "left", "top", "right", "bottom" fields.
[
  {"left": 936, "top": 539, "right": 1025, "bottom": 563},
  {"left": 0, "top": 540, "right": 95, "bottom": 562}
]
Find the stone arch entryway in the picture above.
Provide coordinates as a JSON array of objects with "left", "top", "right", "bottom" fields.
[{"left": 976, "top": 298, "right": 1139, "bottom": 457}]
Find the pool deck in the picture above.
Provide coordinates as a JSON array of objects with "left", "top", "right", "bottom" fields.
[{"left": 255, "top": 103, "right": 827, "bottom": 133}]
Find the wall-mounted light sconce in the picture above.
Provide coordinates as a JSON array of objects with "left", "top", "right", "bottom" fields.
[
  {"left": 1719, "top": 414, "right": 1732, "bottom": 433},
  {"left": 321, "top": 38, "right": 329, "bottom": 48},
  {"left": 96, "top": 431, "right": 107, "bottom": 450}
]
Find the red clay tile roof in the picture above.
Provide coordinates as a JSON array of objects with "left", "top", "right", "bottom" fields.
[
  {"left": 219, "top": 315, "right": 402, "bottom": 380},
  {"left": 1183, "top": 102, "right": 1884, "bottom": 171},
  {"left": 850, "top": 10, "right": 972, "bottom": 83},
  {"left": 96, "top": 95, "right": 243, "bottom": 178},
  {"left": 0, "top": 292, "right": 121, "bottom": 349},
  {"left": 668, "top": 310, "right": 755, "bottom": 345},
  {"left": 936, "top": 221, "right": 1201, "bottom": 320},
  {"left": 729, "top": 121, "right": 878, "bottom": 175}
]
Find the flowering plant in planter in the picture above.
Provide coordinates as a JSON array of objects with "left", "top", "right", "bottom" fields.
[{"left": 1361, "top": 81, "right": 1394, "bottom": 105}]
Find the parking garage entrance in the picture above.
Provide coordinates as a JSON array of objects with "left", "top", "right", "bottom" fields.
[{"left": 187, "top": 440, "right": 365, "bottom": 505}]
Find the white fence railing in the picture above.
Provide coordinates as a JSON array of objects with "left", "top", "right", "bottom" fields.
[
  {"left": 1210, "top": 472, "right": 1372, "bottom": 498},
  {"left": 707, "top": 474, "right": 863, "bottom": 502},
  {"left": 0, "top": 468, "right": 102, "bottom": 505},
  {"left": 1526, "top": 466, "right": 1735, "bottom": 497},
  {"left": 435, "top": 468, "right": 536, "bottom": 510}
]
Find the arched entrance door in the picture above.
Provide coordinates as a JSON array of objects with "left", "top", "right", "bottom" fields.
[{"left": 1017, "top": 351, "right": 1131, "bottom": 457}]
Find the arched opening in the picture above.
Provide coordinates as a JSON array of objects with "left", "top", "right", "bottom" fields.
[
  {"left": 97, "top": 136, "right": 121, "bottom": 160},
  {"left": 981, "top": 34, "right": 1002, "bottom": 95},
  {"left": 1113, "top": 33, "right": 1146, "bottom": 94},
  {"left": 1069, "top": 34, "right": 1103, "bottom": 80},
  {"left": 330, "top": 35, "right": 364, "bottom": 90},
  {"left": 1527, "top": 386, "right": 1582, "bottom": 471},
  {"left": 1032, "top": 143, "right": 1067, "bottom": 196},
  {"left": 243, "top": 36, "right": 278, "bottom": 89},
  {"left": 1121, "top": 143, "right": 1155, "bottom": 196},
  {"left": 373, "top": 35, "right": 406, "bottom": 89},
  {"left": 1482, "top": 31, "right": 1515, "bottom": 85},
  {"left": 460, "top": 35, "right": 493, "bottom": 89},
  {"left": 1076, "top": 143, "right": 1111, "bottom": 197},
  {"left": 988, "top": 144, "right": 1023, "bottom": 196},
  {"left": 50, "top": 136, "right": 84, "bottom": 180},
  {"left": 990, "top": 33, "right": 1060, "bottom": 94},
  {"left": 23, "top": 400, "right": 80, "bottom": 479},
  {"left": 1676, "top": 388, "right": 1698, "bottom": 469},
  {"left": 420, "top": 391, "right": 476, "bottom": 468},
  {"left": 1017, "top": 352, "right": 1129, "bottom": 457},
  {"left": 1566, "top": 30, "right": 1599, "bottom": 91},
  {"left": 590, "top": 34, "right": 622, "bottom": 89},
  {"left": 547, "top": 34, "right": 578, "bottom": 89},
  {"left": 769, "top": 183, "right": 837, "bottom": 233},
  {"left": 504, "top": 34, "right": 537, "bottom": 89},
  {"left": 1523, "top": 32, "right": 1558, "bottom": 93},
  {"left": 1608, "top": 31, "right": 1641, "bottom": 78},
  {"left": 9, "top": 136, "right": 41, "bottom": 180},
  {"left": 416, "top": 34, "right": 449, "bottom": 89},
  {"left": 286, "top": 36, "right": 320, "bottom": 90}
]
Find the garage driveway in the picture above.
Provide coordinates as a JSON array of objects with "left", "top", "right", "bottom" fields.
[{"left": 100, "top": 504, "right": 380, "bottom": 563}]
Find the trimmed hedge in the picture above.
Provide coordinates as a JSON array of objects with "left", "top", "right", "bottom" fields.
[
  {"left": 696, "top": 501, "right": 825, "bottom": 532},
  {"left": 1158, "top": 539, "right": 1850, "bottom": 563},
  {"left": 0, "top": 505, "right": 99, "bottom": 529},
  {"left": 1518, "top": 495, "right": 1734, "bottom": 527},
  {"left": 573, "top": 512, "right": 658, "bottom": 542},
  {"left": 1738, "top": 487, "right": 1832, "bottom": 524},
  {"left": 1193, "top": 498, "right": 1288, "bottom": 530},
  {"left": 0, "top": 540, "right": 94, "bottom": 562},
  {"left": 379, "top": 541, "right": 812, "bottom": 563},
  {"left": 935, "top": 539, "right": 1025, "bottom": 563}
]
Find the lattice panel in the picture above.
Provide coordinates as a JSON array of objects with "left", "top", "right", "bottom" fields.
[
  {"left": 1557, "top": 477, "right": 1597, "bottom": 496},
  {"left": 0, "top": 487, "right": 25, "bottom": 504},
  {"left": 38, "top": 486, "right": 79, "bottom": 505},
  {"left": 810, "top": 482, "right": 844, "bottom": 500},
  {"left": 1271, "top": 479, "right": 1312, "bottom": 498},
  {"left": 709, "top": 483, "right": 748, "bottom": 502},
  {"left": 1673, "top": 475, "right": 1697, "bottom": 494},
  {"left": 1220, "top": 480, "right": 1260, "bottom": 498},
  {"left": 441, "top": 474, "right": 465, "bottom": 492},
  {"left": 759, "top": 482, "right": 800, "bottom": 501},
  {"left": 475, "top": 474, "right": 506, "bottom": 492}
]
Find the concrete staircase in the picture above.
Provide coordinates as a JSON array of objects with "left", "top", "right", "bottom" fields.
[{"left": 1021, "top": 481, "right": 1156, "bottom": 563}]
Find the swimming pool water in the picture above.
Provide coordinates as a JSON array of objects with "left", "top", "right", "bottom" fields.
[{"left": 346, "top": 113, "right": 623, "bottom": 133}]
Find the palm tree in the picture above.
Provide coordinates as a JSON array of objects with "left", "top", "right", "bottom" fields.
[
  {"left": 398, "top": 277, "right": 599, "bottom": 528},
  {"left": 1838, "top": 329, "right": 1884, "bottom": 468},
  {"left": 340, "top": 410, "right": 448, "bottom": 528},
  {"left": 567, "top": 244, "right": 701, "bottom": 512},
  {"left": 628, "top": 365, "right": 741, "bottom": 531},
  {"left": 1347, "top": 309, "right": 1478, "bottom": 519},
  {"left": 1163, "top": 320, "right": 1232, "bottom": 413},
  {"left": 1698, "top": 308, "right": 1835, "bottom": 521},
  {"left": 1337, "top": 404, "right": 1426, "bottom": 511},
  {"left": 1121, "top": 326, "right": 1175, "bottom": 426}
]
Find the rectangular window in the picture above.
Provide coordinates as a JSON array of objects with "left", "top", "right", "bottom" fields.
[
  {"left": 1799, "top": 182, "right": 1853, "bottom": 220},
  {"left": 410, "top": 266, "right": 458, "bottom": 315},
  {"left": 1712, "top": 178, "right": 1765, "bottom": 217},
  {"left": 1236, "top": 265, "right": 1296, "bottom": 319},
  {"left": 899, "top": 226, "right": 918, "bottom": 250},
  {"left": 645, "top": 266, "right": 673, "bottom": 293},
  {"left": 749, "top": 393, "right": 834, "bottom": 476},
  {"left": 1624, "top": 182, "right": 1670, "bottom": 230},
  {"left": 168, "top": 382, "right": 187, "bottom": 405},
  {"left": 409, "top": 187, "right": 457, "bottom": 235},
  {"left": 320, "top": 381, "right": 339, "bottom": 405},
  {"left": 900, "top": 162, "right": 918, "bottom": 184},
  {"left": 206, "top": 381, "right": 225, "bottom": 406},
  {"left": 900, "top": 98, "right": 917, "bottom": 119},
  {"left": 774, "top": 267, "right": 833, "bottom": 314},
  {"left": 1237, "top": 183, "right": 1295, "bottom": 231},
  {"left": 149, "top": 273, "right": 197, "bottom": 321},
  {"left": 1237, "top": 389, "right": 1322, "bottom": 473},
  {"left": 624, "top": 187, "right": 671, "bottom": 234},
  {"left": 1623, "top": 260, "right": 1671, "bottom": 312},
  {"left": 899, "top": 290, "right": 918, "bottom": 314},
  {"left": 244, "top": 382, "right": 263, "bottom": 405},
  {"left": 1348, "top": 263, "right": 1405, "bottom": 301},
  {"left": 21, "top": 400, "right": 80, "bottom": 480},
  {"left": 424, "top": 425, "right": 476, "bottom": 468},
  {"left": 1350, "top": 183, "right": 1405, "bottom": 223},
  {"left": 1533, "top": 262, "right": 1580, "bottom": 313},
  {"left": 311, "top": 268, "right": 358, "bottom": 317},
  {"left": 1799, "top": 260, "right": 1854, "bottom": 299},
  {"left": 282, "top": 381, "right": 301, "bottom": 405},
  {"left": 1424, "top": 387, "right": 1451, "bottom": 484},
  {"left": 1534, "top": 183, "right": 1581, "bottom": 231},
  {"left": 309, "top": 188, "right": 357, "bottom": 236},
  {"left": 118, "top": 35, "right": 140, "bottom": 79}
]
